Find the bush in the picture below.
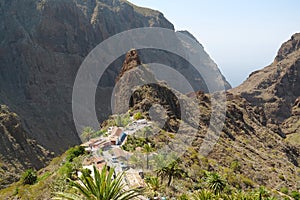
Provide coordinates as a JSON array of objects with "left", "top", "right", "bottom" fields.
[
  {"left": 291, "top": 191, "right": 300, "bottom": 200},
  {"left": 280, "top": 187, "right": 289, "bottom": 194},
  {"left": 278, "top": 174, "right": 285, "bottom": 181},
  {"left": 133, "top": 112, "right": 143, "bottom": 120},
  {"left": 230, "top": 160, "right": 241, "bottom": 172},
  {"left": 22, "top": 169, "right": 37, "bottom": 185},
  {"left": 66, "top": 146, "right": 85, "bottom": 162},
  {"left": 241, "top": 176, "right": 254, "bottom": 188},
  {"left": 58, "top": 162, "right": 73, "bottom": 178}
]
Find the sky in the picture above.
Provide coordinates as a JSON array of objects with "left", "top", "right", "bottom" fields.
[{"left": 128, "top": 0, "right": 300, "bottom": 87}]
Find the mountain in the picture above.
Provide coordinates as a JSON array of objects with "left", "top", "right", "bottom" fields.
[
  {"left": 0, "top": 0, "right": 230, "bottom": 154},
  {"left": 231, "top": 33, "right": 300, "bottom": 138},
  {"left": 0, "top": 0, "right": 174, "bottom": 154},
  {"left": 0, "top": 0, "right": 231, "bottom": 188}
]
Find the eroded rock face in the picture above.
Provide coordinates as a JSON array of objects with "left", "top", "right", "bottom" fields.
[
  {"left": 0, "top": 105, "right": 51, "bottom": 189},
  {"left": 281, "top": 97, "right": 300, "bottom": 135},
  {"left": 231, "top": 33, "right": 300, "bottom": 130}
]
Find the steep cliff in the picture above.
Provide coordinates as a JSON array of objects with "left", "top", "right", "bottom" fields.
[{"left": 0, "top": 0, "right": 174, "bottom": 153}]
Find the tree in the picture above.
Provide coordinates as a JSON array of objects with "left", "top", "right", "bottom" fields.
[
  {"left": 21, "top": 169, "right": 37, "bottom": 185},
  {"left": 54, "top": 165, "right": 141, "bottom": 200},
  {"left": 156, "top": 160, "right": 186, "bottom": 187},
  {"left": 205, "top": 172, "right": 226, "bottom": 195},
  {"left": 143, "top": 143, "right": 154, "bottom": 170}
]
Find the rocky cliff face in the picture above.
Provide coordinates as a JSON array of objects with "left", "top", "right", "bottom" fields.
[
  {"left": 0, "top": 105, "right": 51, "bottom": 189},
  {"left": 231, "top": 33, "right": 300, "bottom": 137},
  {"left": 0, "top": 0, "right": 174, "bottom": 153}
]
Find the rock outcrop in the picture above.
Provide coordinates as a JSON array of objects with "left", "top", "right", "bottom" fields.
[{"left": 115, "top": 49, "right": 142, "bottom": 83}]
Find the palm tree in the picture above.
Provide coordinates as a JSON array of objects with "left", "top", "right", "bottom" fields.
[
  {"left": 205, "top": 172, "right": 226, "bottom": 195},
  {"left": 143, "top": 143, "right": 153, "bottom": 169},
  {"left": 54, "top": 165, "right": 141, "bottom": 200},
  {"left": 156, "top": 160, "right": 186, "bottom": 187}
]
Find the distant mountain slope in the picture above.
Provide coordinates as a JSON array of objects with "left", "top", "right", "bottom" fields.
[{"left": 231, "top": 33, "right": 300, "bottom": 136}]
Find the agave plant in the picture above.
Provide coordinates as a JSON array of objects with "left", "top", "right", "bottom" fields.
[
  {"left": 53, "top": 165, "right": 141, "bottom": 200},
  {"left": 205, "top": 172, "right": 226, "bottom": 195},
  {"left": 192, "top": 189, "right": 215, "bottom": 200}
]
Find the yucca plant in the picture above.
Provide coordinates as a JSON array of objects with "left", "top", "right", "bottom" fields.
[
  {"left": 192, "top": 189, "right": 215, "bottom": 200},
  {"left": 205, "top": 172, "right": 226, "bottom": 195},
  {"left": 53, "top": 165, "right": 141, "bottom": 200}
]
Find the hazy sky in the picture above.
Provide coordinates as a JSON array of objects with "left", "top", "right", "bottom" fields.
[{"left": 128, "top": 0, "right": 300, "bottom": 87}]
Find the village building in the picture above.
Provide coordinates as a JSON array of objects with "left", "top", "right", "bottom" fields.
[
  {"left": 125, "top": 168, "right": 145, "bottom": 188},
  {"left": 109, "top": 127, "right": 127, "bottom": 145}
]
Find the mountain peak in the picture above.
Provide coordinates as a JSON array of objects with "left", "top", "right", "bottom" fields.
[
  {"left": 116, "top": 49, "right": 141, "bottom": 83},
  {"left": 275, "top": 32, "right": 300, "bottom": 62}
]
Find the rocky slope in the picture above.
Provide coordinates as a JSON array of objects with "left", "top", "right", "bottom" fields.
[
  {"left": 112, "top": 48, "right": 300, "bottom": 191},
  {"left": 124, "top": 82, "right": 300, "bottom": 191},
  {"left": 231, "top": 33, "right": 300, "bottom": 137},
  {"left": 0, "top": 105, "right": 51, "bottom": 189}
]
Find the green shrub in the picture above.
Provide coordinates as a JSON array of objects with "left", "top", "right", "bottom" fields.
[
  {"left": 133, "top": 112, "right": 143, "bottom": 120},
  {"left": 21, "top": 169, "right": 37, "bottom": 185},
  {"left": 291, "top": 191, "right": 300, "bottom": 200},
  {"left": 66, "top": 146, "right": 85, "bottom": 162},
  {"left": 280, "top": 187, "right": 289, "bottom": 194},
  {"left": 241, "top": 176, "right": 254, "bottom": 188},
  {"left": 179, "top": 194, "right": 189, "bottom": 200},
  {"left": 278, "top": 174, "right": 285, "bottom": 181},
  {"left": 205, "top": 172, "right": 226, "bottom": 195},
  {"left": 230, "top": 160, "right": 241, "bottom": 172},
  {"left": 58, "top": 162, "right": 73, "bottom": 178}
]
